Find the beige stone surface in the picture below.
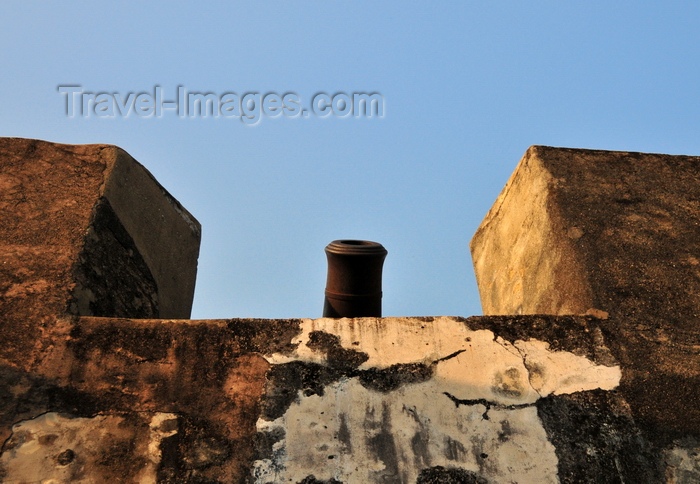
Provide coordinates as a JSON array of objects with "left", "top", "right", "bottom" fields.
[
  {"left": 471, "top": 146, "right": 593, "bottom": 315},
  {"left": 470, "top": 145, "right": 700, "bottom": 438},
  {"left": 471, "top": 145, "right": 700, "bottom": 322},
  {"left": 255, "top": 379, "right": 558, "bottom": 484}
]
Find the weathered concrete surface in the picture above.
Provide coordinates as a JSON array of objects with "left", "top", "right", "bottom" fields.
[
  {"left": 1, "top": 315, "right": 662, "bottom": 483},
  {"left": 1, "top": 317, "right": 293, "bottom": 482},
  {"left": 1, "top": 411, "right": 178, "bottom": 483},
  {"left": 471, "top": 145, "right": 700, "bottom": 440},
  {"left": 0, "top": 138, "right": 200, "bottom": 367},
  {"left": 256, "top": 316, "right": 622, "bottom": 483}
]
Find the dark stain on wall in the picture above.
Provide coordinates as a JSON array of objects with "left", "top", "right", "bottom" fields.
[
  {"left": 491, "top": 367, "right": 525, "bottom": 399},
  {"left": 402, "top": 405, "right": 431, "bottom": 469},
  {"left": 297, "top": 476, "right": 343, "bottom": 483},
  {"left": 336, "top": 413, "right": 352, "bottom": 453},
  {"left": 443, "top": 437, "right": 468, "bottom": 462},
  {"left": 262, "top": 362, "right": 344, "bottom": 421},
  {"left": 71, "top": 197, "right": 159, "bottom": 318},
  {"left": 460, "top": 315, "right": 604, "bottom": 363},
  {"left": 253, "top": 426, "right": 285, "bottom": 461},
  {"left": 366, "top": 402, "right": 401, "bottom": 483},
  {"left": 536, "top": 389, "right": 662, "bottom": 483},
  {"left": 307, "top": 331, "right": 369, "bottom": 371},
  {"left": 416, "top": 465, "right": 488, "bottom": 483},
  {"left": 358, "top": 363, "right": 433, "bottom": 393}
]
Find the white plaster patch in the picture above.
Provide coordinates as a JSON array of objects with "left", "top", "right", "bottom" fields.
[
  {"left": 266, "top": 317, "right": 621, "bottom": 403},
  {"left": 513, "top": 339, "right": 622, "bottom": 396},
  {"left": 253, "top": 378, "right": 558, "bottom": 483},
  {"left": 255, "top": 317, "right": 622, "bottom": 483},
  {"left": 0, "top": 412, "right": 178, "bottom": 483},
  {"left": 267, "top": 317, "right": 476, "bottom": 369}
]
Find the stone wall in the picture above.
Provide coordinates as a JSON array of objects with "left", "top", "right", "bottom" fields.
[
  {"left": 2, "top": 315, "right": 660, "bottom": 483},
  {"left": 1, "top": 139, "right": 699, "bottom": 482},
  {"left": 0, "top": 138, "right": 200, "bottom": 369}
]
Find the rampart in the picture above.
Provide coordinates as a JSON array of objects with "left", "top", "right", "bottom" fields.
[{"left": 1, "top": 138, "right": 698, "bottom": 482}]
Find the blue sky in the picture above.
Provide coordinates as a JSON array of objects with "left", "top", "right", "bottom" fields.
[{"left": 2, "top": 2, "right": 700, "bottom": 319}]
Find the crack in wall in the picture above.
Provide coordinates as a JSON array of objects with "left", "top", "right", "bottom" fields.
[
  {"left": 487, "top": 335, "right": 543, "bottom": 404},
  {"left": 433, "top": 349, "right": 467, "bottom": 364},
  {"left": 254, "top": 375, "right": 561, "bottom": 483},
  {"left": 511, "top": 344, "right": 543, "bottom": 398},
  {"left": 442, "top": 392, "right": 533, "bottom": 420},
  {"left": 1, "top": 409, "right": 57, "bottom": 453},
  {"left": 254, "top": 317, "right": 621, "bottom": 483}
]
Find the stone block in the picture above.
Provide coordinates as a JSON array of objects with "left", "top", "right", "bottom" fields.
[
  {"left": 471, "top": 145, "right": 700, "bottom": 320},
  {"left": 471, "top": 145, "right": 700, "bottom": 436},
  {"left": 0, "top": 138, "right": 201, "bottom": 366}
]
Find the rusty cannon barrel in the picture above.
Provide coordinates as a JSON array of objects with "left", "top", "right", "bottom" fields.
[{"left": 323, "top": 239, "right": 388, "bottom": 318}]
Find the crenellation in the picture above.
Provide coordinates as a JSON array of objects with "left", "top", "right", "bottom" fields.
[{"left": 1, "top": 139, "right": 698, "bottom": 482}]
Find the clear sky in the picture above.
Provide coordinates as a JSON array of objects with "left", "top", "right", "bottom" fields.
[{"left": 2, "top": 2, "right": 699, "bottom": 319}]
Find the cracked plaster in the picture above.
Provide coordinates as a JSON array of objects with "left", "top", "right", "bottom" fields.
[{"left": 255, "top": 317, "right": 621, "bottom": 483}]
